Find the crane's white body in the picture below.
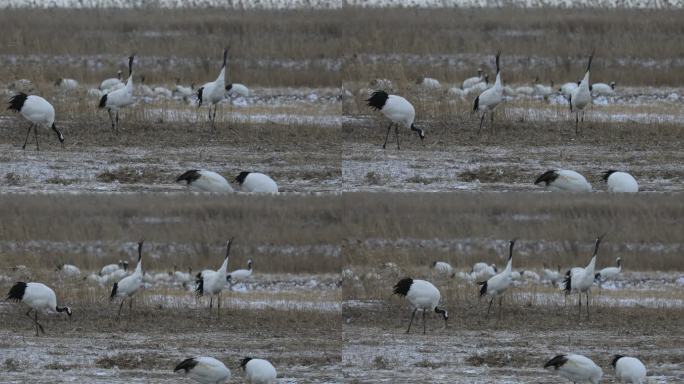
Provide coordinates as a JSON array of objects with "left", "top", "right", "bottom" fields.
[
  {"left": 614, "top": 356, "right": 646, "bottom": 384},
  {"left": 405, "top": 280, "right": 441, "bottom": 311},
  {"left": 100, "top": 73, "right": 123, "bottom": 91},
  {"left": 605, "top": 171, "right": 638, "bottom": 193},
  {"left": 515, "top": 85, "right": 534, "bottom": 96},
  {"left": 15, "top": 283, "right": 60, "bottom": 314},
  {"left": 235, "top": 172, "right": 278, "bottom": 193},
  {"left": 101, "top": 263, "right": 123, "bottom": 276},
  {"left": 543, "top": 266, "right": 562, "bottom": 284},
  {"left": 176, "top": 356, "right": 231, "bottom": 384},
  {"left": 536, "top": 170, "right": 592, "bottom": 192},
  {"left": 474, "top": 53, "right": 504, "bottom": 133},
  {"left": 104, "top": 75, "right": 134, "bottom": 111},
  {"left": 571, "top": 71, "right": 592, "bottom": 112},
  {"left": 18, "top": 95, "right": 55, "bottom": 127},
  {"left": 381, "top": 95, "right": 415, "bottom": 128},
  {"left": 177, "top": 170, "right": 234, "bottom": 193},
  {"left": 201, "top": 256, "right": 230, "bottom": 296},
  {"left": 482, "top": 256, "right": 512, "bottom": 297},
  {"left": 546, "top": 354, "right": 603, "bottom": 384},
  {"left": 243, "top": 358, "right": 277, "bottom": 384},
  {"left": 466, "top": 81, "right": 490, "bottom": 95},
  {"left": 154, "top": 86, "right": 173, "bottom": 98},
  {"left": 112, "top": 255, "right": 142, "bottom": 298}
]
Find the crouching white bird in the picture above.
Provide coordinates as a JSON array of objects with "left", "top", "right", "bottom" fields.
[
  {"left": 596, "top": 257, "right": 622, "bottom": 283},
  {"left": 174, "top": 356, "right": 231, "bottom": 384},
  {"left": 612, "top": 355, "right": 646, "bottom": 384},
  {"left": 8, "top": 92, "right": 64, "bottom": 151},
  {"left": 240, "top": 358, "right": 277, "bottom": 384},
  {"left": 100, "top": 70, "right": 123, "bottom": 91},
  {"left": 56, "top": 263, "right": 81, "bottom": 277},
  {"left": 602, "top": 170, "right": 638, "bottom": 192},
  {"left": 6, "top": 282, "right": 72, "bottom": 335},
  {"left": 560, "top": 81, "right": 579, "bottom": 100},
  {"left": 54, "top": 78, "right": 79, "bottom": 90},
  {"left": 197, "top": 47, "right": 229, "bottom": 130},
  {"left": 367, "top": 90, "right": 425, "bottom": 150},
  {"left": 462, "top": 68, "right": 485, "bottom": 89},
  {"left": 226, "top": 83, "right": 250, "bottom": 97},
  {"left": 392, "top": 277, "right": 448, "bottom": 334},
  {"left": 544, "top": 354, "right": 603, "bottom": 384},
  {"left": 478, "top": 239, "right": 516, "bottom": 319},
  {"left": 535, "top": 169, "right": 592, "bottom": 192},
  {"left": 234, "top": 172, "right": 278, "bottom": 193},
  {"left": 229, "top": 259, "right": 253, "bottom": 282},
  {"left": 570, "top": 52, "right": 594, "bottom": 134},
  {"left": 473, "top": 51, "right": 504, "bottom": 134},
  {"left": 592, "top": 81, "right": 616, "bottom": 96},
  {"left": 110, "top": 240, "right": 144, "bottom": 320},
  {"left": 431, "top": 261, "right": 454, "bottom": 277},
  {"left": 99, "top": 55, "right": 135, "bottom": 134},
  {"left": 196, "top": 239, "right": 233, "bottom": 317},
  {"left": 176, "top": 170, "right": 234, "bottom": 193}
]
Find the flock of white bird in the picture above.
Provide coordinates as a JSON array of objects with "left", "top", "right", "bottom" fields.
[
  {"left": 6, "top": 240, "right": 278, "bottom": 384},
  {"left": 367, "top": 51, "right": 618, "bottom": 144},
  {"left": 392, "top": 236, "right": 648, "bottom": 383}
]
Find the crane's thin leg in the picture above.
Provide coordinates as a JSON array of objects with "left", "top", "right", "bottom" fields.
[
  {"left": 117, "top": 297, "right": 126, "bottom": 321},
  {"left": 485, "top": 297, "right": 494, "bottom": 319},
  {"left": 395, "top": 124, "right": 400, "bottom": 150},
  {"left": 578, "top": 293, "right": 582, "bottom": 319},
  {"left": 22, "top": 124, "right": 33, "bottom": 150},
  {"left": 211, "top": 105, "right": 217, "bottom": 131},
  {"left": 478, "top": 113, "right": 486, "bottom": 135},
  {"left": 586, "top": 292, "right": 590, "bottom": 319},
  {"left": 35, "top": 311, "right": 45, "bottom": 335},
  {"left": 490, "top": 111, "right": 495, "bottom": 124},
  {"left": 108, "top": 109, "right": 115, "bottom": 131},
  {"left": 575, "top": 112, "right": 579, "bottom": 135},
  {"left": 34, "top": 124, "right": 39, "bottom": 151},
  {"left": 209, "top": 296, "right": 213, "bottom": 309},
  {"left": 382, "top": 123, "right": 392, "bottom": 149},
  {"left": 422, "top": 309, "right": 427, "bottom": 334},
  {"left": 208, "top": 104, "right": 213, "bottom": 120},
  {"left": 581, "top": 111, "right": 585, "bottom": 123},
  {"left": 129, "top": 296, "right": 133, "bottom": 318},
  {"left": 406, "top": 308, "right": 417, "bottom": 334},
  {"left": 217, "top": 292, "right": 221, "bottom": 319},
  {"left": 25, "top": 309, "right": 40, "bottom": 335},
  {"left": 498, "top": 296, "right": 503, "bottom": 319},
  {"left": 115, "top": 111, "right": 120, "bottom": 134}
]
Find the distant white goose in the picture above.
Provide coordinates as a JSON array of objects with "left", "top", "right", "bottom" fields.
[
  {"left": 240, "top": 357, "right": 277, "bottom": 384},
  {"left": 478, "top": 239, "right": 516, "bottom": 319},
  {"left": 417, "top": 76, "right": 441, "bottom": 89},
  {"left": 542, "top": 264, "right": 562, "bottom": 285},
  {"left": 612, "top": 355, "right": 647, "bottom": 384},
  {"left": 56, "top": 264, "right": 81, "bottom": 277},
  {"left": 174, "top": 78, "right": 195, "bottom": 100},
  {"left": 570, "top": 53, "right": 594, "bottom": 134},
  {"left": 54, "top": 78, "right": 79, "bottom": 90},
  {"left": 6, "top": 281, "right": 72, "bottom": 335},
  {"left": 174, "top": 356, "right": 231, "bottom": 384},
  {"left": 596, "top": 257, "right": 622, "bottom": 282},
  {"left": 154, "top": 86, "right": 173, "bottom": 99},
  {"left": 100, "top": 70, "right": 123, "bottom": 91},
  {"left": 473, "top": 52, "right": 504, "bottom": 134},
  {"left": 226, "top": 83, "right": 250, "bottom": 97},
  {"left": 602, "top": 170, "right": 638, "bottom": 192},
  {"left": 534, "top": 169, "right": 592, "bottom": 192},
  {"left": 592, "top": 81, "right": 616, "bottom": 96},
  {"left": 544, "top": 354, "right": 602, "bottom": 384},
  {"left": 176, "top": 170, "right": 234, "bottom": 193},
  {"left": 229, "top": 259, "right": 253, "bottom": 282},
  {"left": 559, "top": 81, "right": 579, "bottom": 100},
  {"left": 431, "top": 261, "right": 454, "bottom": 277},
  {"left": 462, "top": 68, "right": 485, "bottom": 89},
  {"left": 8, "top": 92, "right": 64, "bottom": 151},
  {"left": 110, "top": 240, "right": 144, "bottom": 320},
  {"left": 533, "top": 77, "right": 555, "bottom": 97},
  {"left": 197, "top": 47, "right": 229, "bottom": 130},
  {"left": 99, "top": 55, "right": 135, "bottom": 134},
  {"left": 367, "top": 90, "right": 425, "bottom": 149},
  {"left": 393, "top": 277, "right": 448, "bottom": 334},
  {"left": 234, "top": 172, "right": 278, "bottom": 193}
]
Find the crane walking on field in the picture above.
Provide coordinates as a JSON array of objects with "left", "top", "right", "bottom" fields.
[
  {"left": 367, "top": 90, "right": 425, "bottom": 150},
  {"left": 8, "top": 93, "right": 64, "bottom": 151},
  {"left": 197, "top": 47, "right": 229, "bottom": 131},
  {"left": 569, "top": 52, "right": 594, "bottom": 134},
  {"left": 473, "top": 52, "right": 504, "bottom": 134}
]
